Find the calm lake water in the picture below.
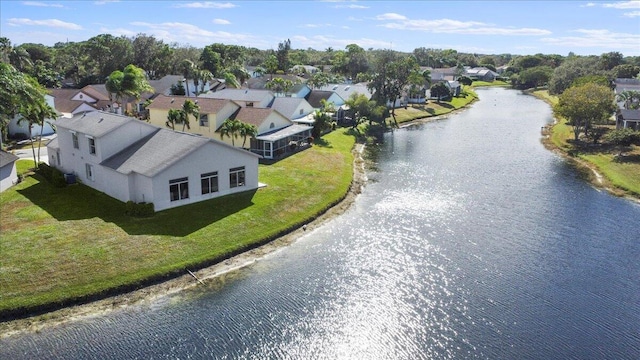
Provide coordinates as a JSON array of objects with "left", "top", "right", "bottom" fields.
[{"left": 2, "top": 88, "right": 639, "bottom": 359}]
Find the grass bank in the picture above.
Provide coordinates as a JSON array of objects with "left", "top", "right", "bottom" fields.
[
  {"left": 0, "top": 129, "right": 356, "bottom": 318},
  {"left": 387, "top": 88, "right": 479, "bottom": 126},
  {"left": 531, "top": 89, "right": 640, "bottom": 198}
]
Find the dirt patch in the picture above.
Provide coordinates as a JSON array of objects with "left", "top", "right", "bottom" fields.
[{"left": 0, "top": 144, "right": 368, "bottom": 338}]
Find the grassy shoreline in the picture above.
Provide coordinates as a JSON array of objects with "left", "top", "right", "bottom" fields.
[
  {"left": 0, "top": 82, "right": 499, "bottom": 323},
  {"left": 529, "top": 89, "right": 640, "bottom": 199}
]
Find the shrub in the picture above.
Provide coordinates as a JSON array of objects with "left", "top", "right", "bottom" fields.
[{"left": 125, "top": 201, "right": 155, "bottom": 217}]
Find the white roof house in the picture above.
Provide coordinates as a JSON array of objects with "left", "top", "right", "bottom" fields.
[
  {"left": 46, "top": 111, "right": 260, "bottom": 212},
  {"left": 201, "top": 89, "right": 275, "bottom": 108},
  {"left": 270, "top": 97, "right": 315, "bottom": 121}
]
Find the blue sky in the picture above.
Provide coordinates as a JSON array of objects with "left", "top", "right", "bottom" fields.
[{"left": 1, "top": 0, "right": 639, "bottom": 56}]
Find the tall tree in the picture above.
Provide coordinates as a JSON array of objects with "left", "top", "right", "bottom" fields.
[
  {"left": 239, "top": 123, "right": 257, "bottom": 148},
  {"left": 17, "top": 78, "right": 58, "bottom": 167},
  {"left": 220, "top": 118, "right": 242, "bottom": 146},
  {"left": 276, "top": 39, "right": 291, "bottom": 73},
  {"left": 106, "top": 64, "right": 154, "bottom": 114},
  {"left": 553, "top": 83, "right": 616, "bottom": 141},
  {"left": 430, "top": 82, "right": 451, "bottom": 103},
  {"left": 180, "top": 59, "right": 195, "bottom": 97},
  {"left": 265, "top": 77, "right": 294, "bottom": 96}
]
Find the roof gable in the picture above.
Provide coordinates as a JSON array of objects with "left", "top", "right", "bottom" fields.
[{"left": 0, "top": 150, "right": 19, "bottom": 167}]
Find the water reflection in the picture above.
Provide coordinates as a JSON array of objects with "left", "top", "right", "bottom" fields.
[{"left": 2, "top": 88, "right": 639, "bottom": 359}]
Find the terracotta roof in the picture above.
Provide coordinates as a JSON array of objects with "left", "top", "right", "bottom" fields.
[
  {"left": 81, "top": 85, "right": 111, "bottom": 101},
  {"left": 146, "top": 94, "right": 235, "bottom": 114},
  {"left": 48, "top": 88, "right": 101, "bottom": 113}
]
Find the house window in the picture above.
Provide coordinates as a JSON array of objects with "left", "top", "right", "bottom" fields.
[
  {"left": 199, "top": 114, "right": 209, "bottom": 126},
  {"left": 56, "top": 151, "right": 60, "bottom": 166},
  {"left": 85, "top": 163, "right": 94, "bottom": 181},
  {"left": 88, "top": 137, "right": 96, "bottom": 155},
  {"left": 72, "top": 132, "right": 79, "bottom": 149},
  {"left": 201, "top": 171, "right": 218, "bottom": 194},
  {"left": 169, "top": 177, "right": 189, "bottom": 201},
  {"left": 246, "top": 102, "right": 254, "bottom": 107},
  {"left": 270, "top": 122, "right": 275, "bottom": 129},
  {"left": 300, "top": 109, "right": 304, "bottom": 115},
  {"left": 229, "top": 166, "right": 245, "bottom": 188}
]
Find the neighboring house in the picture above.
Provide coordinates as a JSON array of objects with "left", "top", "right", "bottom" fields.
[
  {"left": 0, "top": 150, "right": 20, "bottom": 192},
  {"left": 146, "top": 95, "right": 241, "bottom": 137},
  {"left": 8, "top": 94, "right": 59, "bottom": 138},
  {"left": 306, "top": 90, "right": 345, "bottom": 109},
  {"left": 448, "top": 80, "right": 462, "bottom": 97},
  {"left": 246, "top": 74, "right": 305, "bottom": 94},
  {"left": 289, "top": 83, "right": 312, "bottom": 98},
  {"left": 46, "top": 111, "right": 260, "bottom": 212},
  {"left": 616, "top": 109, "right": 640, "bottom": 130},
  {"left": 317, "top": 83, "right": 373, "bottom": 103},
  {"left": 429, "top": 67, "right": 459, "bottom": 82},
  {"left": 49, "top": 86, "right": 112, "bottom": 117},
  {"left": 227, "top": 107, "right": 312, "bottom": 160},
  {"left": 201, "top": 89, "right": 275, "bottom": 108},
  {"left": 270, "top": 97, "right": 315, "bottom": 121},
  {"left": 614, "top": 78, "right": 640, "bottom": 109},
  {"left": 465, "top": 67, "right": 499, "bottom": 82},
  {"left": 290, "top": 65, "right": 320, "bottom": 75}
]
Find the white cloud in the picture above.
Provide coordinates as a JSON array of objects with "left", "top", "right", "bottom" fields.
[
  {"left": 300, "top": 23, "right": 334, "bottom": 28},
  {"left": 540, "top": 29, "right": 640, "bottom": 52},
  {"left": 8, "top": 18, "right": 82, "bottom": 30},
  {"left": 602, "top": 1, "right": 640, "bottom": 9},
  {"left": 22, "top": 1, "right": 64, "bottom": 7},
  {"left": 376, "top": 13, "right": 407, "bottom": 20},
  {"left": 173, "top": 2, "right": 236, "bottom": 9},
  {"left": 290, "top": 34, "right": 391, "bottom": 51},
  {"left": 94, "top": 0, "right": 120, "bottom": 4},
  {"left": 334, "top": 4, "right": 369, "bottom": 9},
  {"left": 129, "top": 21, "right": 261, "bottom": 47},
  {"left": 623, "top": 10, "right": 640, "bottom": 16},
  {"left": 378, "top": 17, "right": 551, "bottom": 36},
  {"left": 212, "top": 18, "right": 231, "bottom": 25}
]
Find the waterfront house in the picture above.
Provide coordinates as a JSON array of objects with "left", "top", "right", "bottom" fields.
[
  {"left": 0, "top": 150, "right": 20, "bottom": 192},
  {"left": 616, "top": 109, "right": 640, "bottom": 131},
  {"left": 146, "top": 95, "right": 241, "bottom": 138},
  {"left": 46, "top": 111, "right": 260, "bottom": 212}
]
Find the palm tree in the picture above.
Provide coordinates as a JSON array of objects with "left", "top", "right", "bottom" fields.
[
  {"left": 617, "top": 90, "right": 640, "bottom": 110},
  {"left": 181, "top": 99, "right": 199, "bottom": 131},
  {"left": 239, "top": 123, "right": 257, "bottom": 148},
  {"left": 166, "top": 108, "right": 181, "bottom": 130},
  {"left": 265, "top": 77, "right": 293, "bottom": 96},
  {"left": 220, "top": 118, "right": 242, "bottom": 146},
  {"left": 199, "top": 69, "right": 213, "bottom": 93},
  {"left": 17, "top": 87, "right": 58, "bottom": 168},
  {"left": 180, "top": 59, "right": 195, "bottom": 97}
]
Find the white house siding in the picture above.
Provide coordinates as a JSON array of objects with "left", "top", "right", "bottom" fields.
[
  {"left": 257, "top": 113, "right": 293, "bottom": 135},
  {"left": 97, "top": 166, "right": 133, "bottom": 203},
  {"left": 97, "top": 121, "right": 157, "bottom": 161},
  {"left": 0, "top": 162, "right": 18, "bottom": 192},
  {"left": 8, "top": 95, "right": 57, "bottom": 138},
  {"left": 150, "top": 142, "right": 259, "bottom": 212}
]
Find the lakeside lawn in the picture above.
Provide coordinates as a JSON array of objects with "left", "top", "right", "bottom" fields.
[
  {"left": 0, "top": 129, "right": 356, "bottom": 315},
  {"left": 387, "top": 88, "right": 479, "bottom": 126},
  {"left": 532, "top": 89, "right": 640, "bottom": 197}
]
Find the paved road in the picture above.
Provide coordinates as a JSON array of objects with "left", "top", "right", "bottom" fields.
[{"left": 12, "top": 136, "right": 54, "bottom": 165}]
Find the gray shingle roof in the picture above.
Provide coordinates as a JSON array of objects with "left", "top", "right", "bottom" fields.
[
  {"left": 0, "top": 150, "right": 19, "bottom": 167},
  {"left": 202, "top": 88, "right": 274, "bottom": 102},
  {"left": 54, "top": 111, "right": 135, "bottom": 138},
  {"left": 270, "top": 97, "right": 308, "bottom": 119},
  {"left": 101, "top": 128, "right": 210, "bottom": 177}
]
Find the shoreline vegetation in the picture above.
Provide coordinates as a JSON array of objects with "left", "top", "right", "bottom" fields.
[
  {"left": 528, "top": 89, "right": 640, "bottom": 202},
  {"left": 3, "top": 81, "right": 637, "bottom": 336}
]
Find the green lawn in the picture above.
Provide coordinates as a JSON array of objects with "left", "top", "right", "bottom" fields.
[
  {"left": 0, "top": 130, "right": 356, "bottom": 315},
  {"left": 389, "top": 89, "right": 478, "bottom": 126},
  {"left": 531, "top": 90, "right": 640, "bottom": 198}
]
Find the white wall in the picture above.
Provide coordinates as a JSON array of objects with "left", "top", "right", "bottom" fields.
[
  {"left": 150, "top": 142, "right": 259, "bottom": 212},
  {"left": 0, "top": 162, "right": 18, "bottom": 192}
]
